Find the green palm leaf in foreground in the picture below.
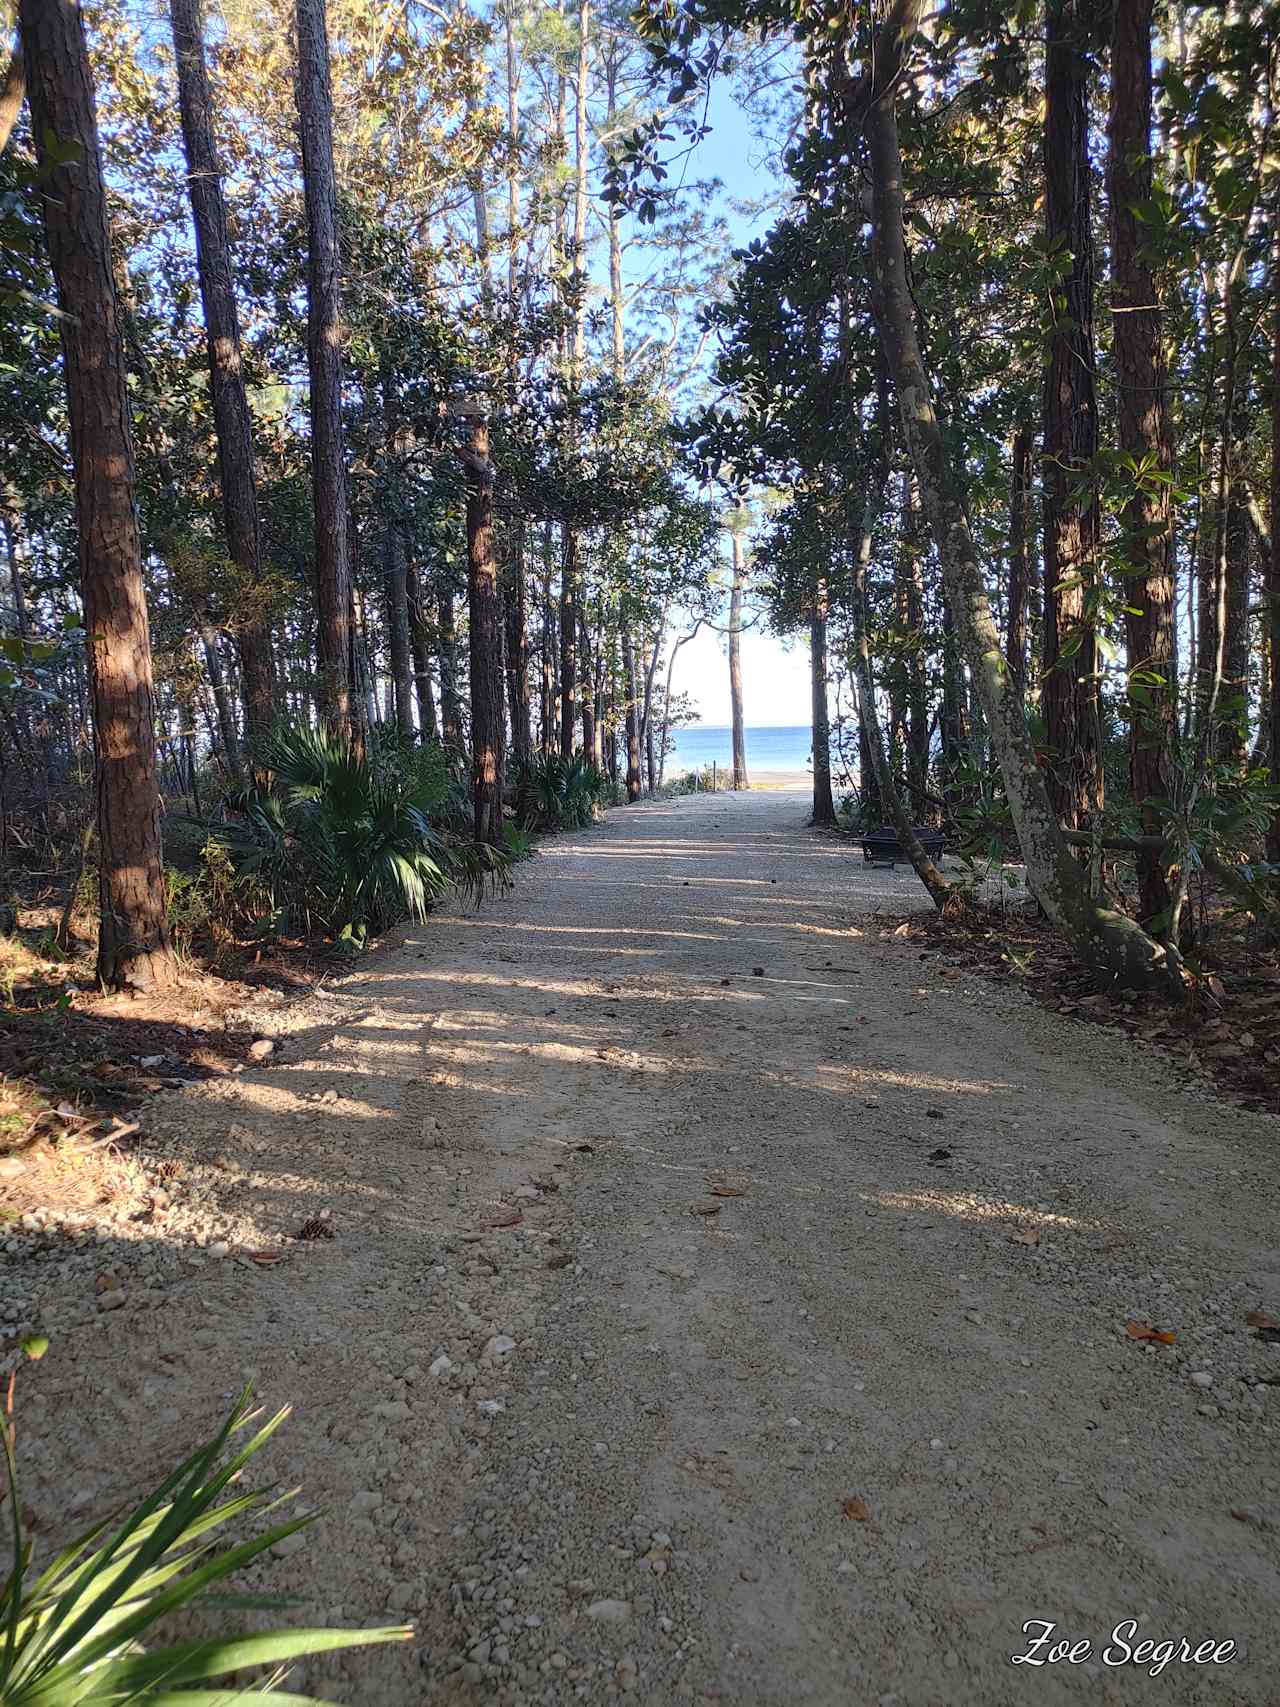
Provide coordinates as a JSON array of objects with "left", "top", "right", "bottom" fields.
[{"left": 1, "top": 1381, "right": 410, "bottom": 1703}]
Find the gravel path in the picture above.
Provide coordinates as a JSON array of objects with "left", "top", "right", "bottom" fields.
[{"left": 9, "top": 787, "right": 1280, "bottom": 1705}]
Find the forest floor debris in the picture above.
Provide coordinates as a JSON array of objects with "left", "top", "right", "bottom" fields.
[{"left": 891, "top": 900, "right": 1280, "bottom": 1113}]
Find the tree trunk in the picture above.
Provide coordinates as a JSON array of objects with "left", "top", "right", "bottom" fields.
[
  {"left": 405, "top": 560, "right": 438, "bottom": 740},
  {"left": 22, "top": 0, "right": 176, "bottom": 990},
  {"left": 579, "top": 601, "right": 597, "bottom": 763},
  {"left": 505, "top": 512, "right": 532, "bottom": 768},
  {"left": 438, "top": 583, "right": 462, "bottom": 749},
  {"left": 1270, "top": 227, "right": 1280, "bottom": 862},
  {"left": 1218, "top": 492, "right": 1249, "bottom": 765},
  {"left": 540, "top": 532, "right": 555, "bottom": 755},
  {"left": 1042, "top": 0, "right": 1103, "bottom": 834},
  {"left": 559, "top": 524, "right": 577, "bottom": 756},
  {"left": 465, "top": 416, "right": 504, "bottom": 845},
  {"left": 199, "top": 623, "right": 244, "bottom": 783},
  {"left": 169, "top": 0, "right": 275, "bottom": 772},
  {"left": 728, "top": 530, "right": 749, "bottom": 788},
  {"left": 380, "top": 368, "right": 415, "bottom": 735},
  {"left": 295, "top": 0, "right": 351, "bottom": 737},
  {"left": 810, "top": 586, "right": 836, "bottom": 825},
  {"left": 863, "top": 0, "right": 1181, "bottom": 993},
  {"left": 1006, "top": 417, "right": 1032, "bottom": 691},
  {"left": 621, "top": 618, "right": 642, "bottom": 801},
  {"left": 849, "top": 490, "right": 949, "bottom": 905},
  {"left": 1107, "top": 0, "right": 1176, "bottom": 925}
]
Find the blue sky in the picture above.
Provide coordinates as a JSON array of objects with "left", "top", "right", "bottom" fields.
[{"left": 657, "top": 77, "right": 814, "bottom": 725}]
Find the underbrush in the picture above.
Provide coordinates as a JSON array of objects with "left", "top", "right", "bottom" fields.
[{"left": 514, "top": 752, "right": 610, "bottom": 831}]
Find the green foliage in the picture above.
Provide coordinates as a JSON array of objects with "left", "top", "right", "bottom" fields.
[
  {"left": 213, "top": 727, "right": 509, "bottom": 943},
  {"left": 514, "top": 753, "right": 608, "bottom": 831},
  {"left": 0, "top": 1374, "right": 410, "bottom": 1703}
]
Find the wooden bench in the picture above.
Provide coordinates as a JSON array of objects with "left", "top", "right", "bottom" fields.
[{"left": 859, "top": 825, "right": 946, "bottom": 868}]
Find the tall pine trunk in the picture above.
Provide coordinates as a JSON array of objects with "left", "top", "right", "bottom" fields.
[
  {"left": 728, "top": 530, "right": 749, "bottom": 789},
  {"left": 169, "top": 0, "right": 275, "bottom": 772},
  {"left": 295, "top": 0, "right": 351, "bottom": 737},
  {"left": 464, "top": 414, "right": 504, "bottom": 844},
  {"left": 1042, "top": 0, "right": 1103, "bottom": 834},
  {"left": 621, "top": 619, "right": 642, "bottom": 801},
  {"left": 22, "top": 0, "right": 176, "bottom": 990},
  {"left": 1269, "top": 228, "right": 1280, "bottom": 862},
  {"left": 1006, "top": 418, "right": 1032, "bottom": 691},
  {"left": 810, "top": 584, "right": 836, "bottom": 825},
  {"left": 438, "top": 583, "right": 462, "bottom": 749},
  {"left": 863, "top": 0, "right": 1181, "bottom": 993},
  {"left": 1107, "top": 0, "right": 1176, "bottom": 924},
  {"left": 559, "top": 525, "right": 577, "bottom": 756},
  {"left": 405, "top": 560, "right": 438, "bottom": 740}
]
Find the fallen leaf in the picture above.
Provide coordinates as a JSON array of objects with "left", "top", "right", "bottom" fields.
[
  {"left": 689, "top": 1202, "right": 722, "bottom": 1217},
  {"left": 94, "top": 1273, "right": 118, "bottom": 1294},
  {"left": 21, "top": 1334, "right": 48, "bottom": 1361},
  {"left": 841, "top": 1497, "right": 870, "bottom": 1521},
  {"left": 248, "top": 1250, "right": 283, "bottom": 1266},
  {"left": 708, "top": 1184, "right": 746, "bottom": 1198},
  {"left": 1125, "top": 1319, "right": 1176, "bottom": 1345},
  {"left": 1014, "top": 1226, "right": 1041, "bottom": 1247},
  {"left": 1245, "top": 1310, "right": 1279, "bottom": 1331},
  {"left": 483, "top": 1210, "right": 523, "bottom": 1229},
  {"left": 574, "top": 1143, "right": 594, "bottom": 1154}
]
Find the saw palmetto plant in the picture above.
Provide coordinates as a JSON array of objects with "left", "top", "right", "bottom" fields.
[{"left": 1, "top": 1366, "right": 410, "bottom": 1704}]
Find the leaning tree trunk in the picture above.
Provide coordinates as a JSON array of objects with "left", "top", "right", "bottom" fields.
[
  {"left": 863, "top": 0, "right": 1182, "bottom": 993},
  {"left": 295, "top": 0, "right": 351, "bottom": 738},
  {"left": 810, "top": 583, "right": 837, "bottom": 825},
  {"left": 464, "top": 415, "right": 504, "bottom": 845},
  {"left": 1107, "top": 0, "right": 1176, "bottom": 926},
  {"left": 169, "top": 0, "right": 274, "bottom": 772},
  {"left": 1042, "top": 0, "right": 1103, "bottom": 835},
  {"left": 728, "top": 530, "right": 749, "bottom": 789},
  {"left": 22, "top": 0, "right": 176, "bottom": 991}
]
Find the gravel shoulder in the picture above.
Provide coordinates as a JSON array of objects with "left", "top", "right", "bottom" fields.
[{"left": 7, "top": 787, "right": 1279, "bottom": 1705}]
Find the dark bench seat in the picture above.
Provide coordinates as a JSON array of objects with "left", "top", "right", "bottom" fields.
[{"left": 859, "top": 825, "right": 946, "bottom": 868}]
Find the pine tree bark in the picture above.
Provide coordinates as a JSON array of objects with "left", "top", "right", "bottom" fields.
[
  {"left": 810, "top": 585, "right": 837, "bottom": 825},
  {"left": 1270, "top": 228, "right": 1280, "bottom": 861},
  {"left": 559, "top": 525, "right": 578, "bottom": 756},
  {"left": 1043, "top": 0, "right": 1103, "bottom": 833},
  {"left": 1219, "top": 494, "right": 1249, "bottom": 765},
  {"left": 849, "top": 489, "right": 949, "bottom": 905},
  {"left": 464, "top": 416, "right": 505, "bottom": 844},
  {"left": 621, "top": 618, "right": 642, "bottom": 801},
  {"left": 1107, "top": 0, "right": 1176, "bottom": 924},
  {"left": 505, "top": 513, "right": 532, "bottom": 767},
  {"left": 438, "top": 583, "right": 462, "bottom": 749},
  {"left": 405, "top": 560, "right": 438, "bottom": 740},
  {"left": 295, "top": 0, "right": 351, "bottom": 737},
  {"left": 169, "top": 0, "right": 275, "bottom": 772},
  {"left": 22, "top": 0, "right": 176, "bottom": 990},
  {"left": 862, "top": 0, "right": 1182, "bottom": 992},
  {"left": 379, "top": 369, "right": 414, "bottom": 734},
  {"left": 1006, "top": 418, "right": 1032, "bottom": 691},
  {"left": 728, "top": 530, "right": 749, "bottom": 789}
]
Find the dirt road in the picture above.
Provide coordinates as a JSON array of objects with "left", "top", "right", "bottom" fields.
[{"left": 15, "top": 788, "right": 1280, "bottom": 1704}]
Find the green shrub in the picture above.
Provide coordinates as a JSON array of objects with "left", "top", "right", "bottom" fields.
[
  {"left": 213, "top": 727, "right": 509, "bottom": 943},
  {"left": 514, "top": 753, "right": 607, "bottom": 832},
  {"left": 1, "top": 1370, "right": 409, "bottom": 1703}
]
